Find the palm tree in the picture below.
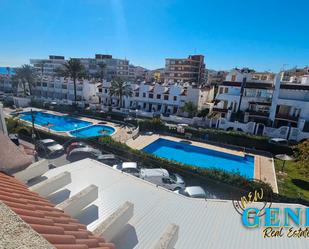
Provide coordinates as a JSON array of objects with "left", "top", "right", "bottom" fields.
[
  {"left": 109, "top": 77, "right": 132, "bottom": 108},
  {"left": 13, "top": 65, "right": 37, "bottom": 96},
  {"left": 56, "top": 59, "right": 86, "bottom": 106},
  {"left": 97, "top": 63, "right": 106, "bottom": 82},
  {"left": 181, "top": 101, "right": 198, "bottom": 118}
]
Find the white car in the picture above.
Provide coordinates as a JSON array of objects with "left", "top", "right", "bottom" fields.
[
  {"left": 113, "top": 162, "right": 140, "bottom": 177},
  {"left": 35, "top": 139, "right": 64, "bottom": 157},
  {"left": 140, "top": 168, "right": 185, "bottom": 191},
  {"left": 174, "top": 186, "right": 207, "bottom": 198}
]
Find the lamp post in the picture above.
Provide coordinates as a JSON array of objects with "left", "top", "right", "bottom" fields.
[{"left": 30, "top": 109, "right": 36, "bottom": 140}]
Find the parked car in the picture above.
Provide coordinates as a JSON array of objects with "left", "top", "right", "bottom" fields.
[
  {"left": 113, "top": 162, "right": 140, "bottom": 177},
  {"left": 35, "top": 139, "right": 64, "bottom": 157},
  {"left": 66, "top": 141, "right": 90, "bottom": 154},
  {"left": 96, "top": 154, "right": 122, "bottom": 166},
  {"left": 67, "top": 147, "right": 102, "bottom": 162},
  {"left": 174, "top": 186, "right": 206, "bottom": 198},
  {"left": 268, "top": 138, "right": 289, "bottom": 147},
  {"left": 140, "top": 168, "right": 185, "bottom": 191}
]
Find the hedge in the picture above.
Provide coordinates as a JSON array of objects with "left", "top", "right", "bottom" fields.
[
  {"left": 15, "top": 125, "right": 309, "bottom": 206},
  {"left": 138, "top": 119, "right": 293, "bottom": 156}
]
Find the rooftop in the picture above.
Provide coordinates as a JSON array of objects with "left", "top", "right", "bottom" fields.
[
  {"left": 39, "top": 158, "right": 305, "bottom": 249},
  {"left": 0, "top": 171, "right": 115, "bottom": 249}
]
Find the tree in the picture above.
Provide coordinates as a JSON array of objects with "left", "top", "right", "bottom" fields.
[
  {"left": 56, "top": 59, "right": 86, "bottom": 106},
  {"left": 109, "top": 77, "right": 132, "bottom": 108},
  {"left": 180, "top": 101, "right": 198, "bottom": 118},
  {"left": 97, "top": 63, "right": 106, "bottom": 82},
  {"left": 12, "top": 65, "right": 37, "bottom": 96}
]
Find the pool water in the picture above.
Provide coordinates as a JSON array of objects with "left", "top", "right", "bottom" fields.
[
  {"left": 70, "top": 125, "right": 115, "bottom": 137},
  {"left": 20, "top": 111, "right": 92, "bottom": 132},
  {"left": 143, "top": 138, "right": 254, "bottom": 178}
]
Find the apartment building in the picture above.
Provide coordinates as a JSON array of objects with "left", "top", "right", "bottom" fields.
[
  {"left": 165, "top": 55, "right": 206, "bottom": 85},
  {"left": 33, "top": 76, "right": 100, "bottom": 106},
  {"left": 97, "top": 81, "right": 214, "bottom": 115},
  {"left": 80, "top": 54, "right": 130, "bottom": 80},
  {"left": 0, "top": 67, "right": 15, "bottom": 93},
  {"left": 30, "top": 54, "right": 130, "bottom": 81},
  {"left": 206, "top": 69, "right": 228, "bottom": 85},
  {"left": 128, "top": 65, "right": 149, "bottom": 81},
  {"left": 282, "top": 66, "right": 309, "bottom": 82},
  {"left": 30, "top": 55, "right": 66, "bottom": 75},
  {"left": 213, "top": 68, "right": 309, "bottom": 133},
  {"left": 145, "top": 68, "right": 165, "bottom": 83}
]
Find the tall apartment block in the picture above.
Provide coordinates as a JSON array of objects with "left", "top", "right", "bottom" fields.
[
  {"left": 164, "top": 55, "right": 206, "bottom": 85},
  {"left": 30, "top": 54, "right": 130, "bottom": 81}
]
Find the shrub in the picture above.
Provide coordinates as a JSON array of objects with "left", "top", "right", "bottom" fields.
[
  {"left": 98, "top": 136, "right": 273, "bottom": 194},
  {"left": 138, "top": 118, "right": 167, "bottom": 132}
]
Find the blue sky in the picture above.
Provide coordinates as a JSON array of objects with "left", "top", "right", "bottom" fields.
[{"left": 0, "top": 0, "right": 308, "bottom": 72}]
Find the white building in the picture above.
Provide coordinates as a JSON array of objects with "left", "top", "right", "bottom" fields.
[
  {"left": 213, "top": 68, "right": 309, "bottom": 135},
  {"left": 30, "top": 54, "right": 130, "bottom": 81},
  {"left": 30, "top": 55, "right": 66, "bottom": 76},
  {"left": 98, "top": 81, "right": 214, "bottom": 115},
  {"left": 33, "top": 76, "right": 100, "bottom": 107},
  {"left": 0, "top": 66, "right": 16, "bottom": 93}
]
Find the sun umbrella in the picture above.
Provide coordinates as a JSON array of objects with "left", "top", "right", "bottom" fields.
[{"left": 275, "top": 154, "right": 294, "bottom": 172}]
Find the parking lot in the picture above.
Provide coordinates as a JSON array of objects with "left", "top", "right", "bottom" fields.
[{"left": 29, "top": 138, "right": 243, "bottom": 200}]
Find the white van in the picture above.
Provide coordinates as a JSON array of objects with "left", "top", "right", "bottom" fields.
[{"left": 140, "top": 168, "right": 185, "bottom": 191}]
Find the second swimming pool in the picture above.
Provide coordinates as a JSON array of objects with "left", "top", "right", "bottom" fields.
[{"left": 143, "top": 138, "right": 254, "bottom": 178}]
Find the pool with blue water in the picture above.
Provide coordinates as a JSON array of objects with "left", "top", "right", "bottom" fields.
[
  {"left": 70, "top": 124, "right": 115, "bottom": 138},
  {"left": 143, "top": 138, "right": 254, "bottom": 178},
  {"left": 19, "top": 111, "right": 115, "bottom": 137}
]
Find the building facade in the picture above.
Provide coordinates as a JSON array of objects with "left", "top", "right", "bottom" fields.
[
  {"left": 164, "top": 55, "right": 205, "bottom": 85},
  {"left": 30, "top": 54, "right": 130, "bottom": 81},
  {"left": 97, "top": 81, "right": 214, "bottom": 115},
  {"left": 30, "top": 55, "right": 66, "bottom": 76},
  {"left": 0, "top": 67, "right": 16, "bottom": 93},
  {"left": 213, "top": 68, "right": 309, "bottom": 133},
  {"left": 33, "top": 76, "right": 100, "bottom": 107}
]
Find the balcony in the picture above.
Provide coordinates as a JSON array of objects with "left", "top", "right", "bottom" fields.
[
  {"left": 247, "top": 110, "right": 269, "bottom": 117},
  {"left": 212, "top": 107, "right": 228, "bottom": 113},
  {"left": 275, "top": 113, "right": 299, "bottom": 122}
]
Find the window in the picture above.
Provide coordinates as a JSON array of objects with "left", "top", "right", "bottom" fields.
[
  {"left": 135, "top": 92, "right": 139, "bottom": 97},
  {"left": 219, "top": 87, "right": 223, "bottom": 94},
  {"left": 224, "top": 87, "right": 228, "bottom": 93},
  {"left": 173, "top": 96, "right": 177, "bottom": 101},
  {"left": 149, "top": 93, "right": 153, "bottom": 99},
  {"left": 143, "top": 93, "right": 146, "bottom": 98},
  {"left": 162, "top": 178, "right": 173, "bottom": 184},
  {"left": 105, "top": 89, "right": 108, "bottom": 93},
  {"left": 156, "top": 94, "right": 161, "bottom": 99},
  {"left": 164, "top": 95, "right": 169, "bottom": 100},
  {"left": 231, "top": 75, "right": 236, "bottom": 82}
]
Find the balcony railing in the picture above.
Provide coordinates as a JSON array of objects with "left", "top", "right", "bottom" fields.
[
  {"left": 275, "top": 113, "right": 299, "bottom": 122},
  {"left": 212, "top": 107, "right": 228, "bottom": 113},
  {"left": 247, "top": 111, "right": 269, "bottom": 117}
]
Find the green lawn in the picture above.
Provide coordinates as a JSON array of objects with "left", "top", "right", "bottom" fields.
[{"left": 275, "top": 159, "right": 309, "bottom": 201}]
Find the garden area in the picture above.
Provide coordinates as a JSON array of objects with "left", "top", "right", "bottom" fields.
[
  {"left": 5, "top": 112, "right": 309, "bottom": 204},
  {"left": 275, "top": 140, "right": 309, "bottom": 201}
]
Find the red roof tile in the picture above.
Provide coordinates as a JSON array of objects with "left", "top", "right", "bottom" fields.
[{"left": 0, "top": 172, "right": 115, "bottom": 249}]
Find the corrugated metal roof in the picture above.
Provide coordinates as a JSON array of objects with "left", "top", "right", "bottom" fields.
[{"left": 41, "top": 159, "right": 308, "bottom": 249}]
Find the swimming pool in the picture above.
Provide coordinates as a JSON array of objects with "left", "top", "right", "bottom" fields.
[
  {"left": 20, "top": 111, "right": 92, "bottom": 132},
  {"left": 70, "top": 124, "right": 115, "bottom": 138},
  {"left": 143, "top": 138, "right": 254, "bottom": 178}
]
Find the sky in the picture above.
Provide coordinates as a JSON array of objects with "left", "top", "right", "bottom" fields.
[{"left": 0, "top": 0, "right": 308, "bottom": 72}]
